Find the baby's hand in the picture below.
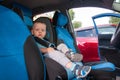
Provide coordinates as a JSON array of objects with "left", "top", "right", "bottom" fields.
[{"left": 47, "top": 47, "right": 54, "bottom": 52}]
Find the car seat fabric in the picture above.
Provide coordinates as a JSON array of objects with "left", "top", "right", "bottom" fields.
[
  {"left": 44, "top": 57, "right": 68, "bottom": 80},
  {"left": 54, "top": 12, "right": 84, "bottom": 80},
  {"left": 55, "top": 12, "right": 77, "bottom": 53},
  {"left": 0, "top": 5, "right": 45, "bottom": 80},
  {"left": 55, "top": 12, "right": 115, "bottom": 72},
  {"left": 91, "top": 62, "right": 115, "bottom": 71}
]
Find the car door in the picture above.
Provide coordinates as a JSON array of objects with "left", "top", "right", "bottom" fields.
[
  {"left": 92, "top": 13, "right": 120, "bottom": 49},
  {"left": 92, "top": 13, "right": 120, "bottom": 68}
]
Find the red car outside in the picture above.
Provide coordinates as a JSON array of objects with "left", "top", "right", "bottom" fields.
[{"left": 75, "top": 24, "right": 116, "bottom": 62}]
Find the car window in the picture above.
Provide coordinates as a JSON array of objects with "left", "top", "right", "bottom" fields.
[
  {"left": 76, "top": 29, "right": 95, "bottom": 37},
  {"left": 92, "top": 14, "right": 120, "bottom": 35},
  {"left": 69, "top": 7, "right": 113, "bottom": 29},
  {"left": 69, "top": 7, "right": 114, "bottom": 37},
  {"left": 98, "top": 26, "right": 116, "bottom": 34}
]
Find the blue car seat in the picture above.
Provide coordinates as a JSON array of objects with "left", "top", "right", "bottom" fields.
[
  {"left": 0, "top": 5, "right": 46, "bottom": 80},
  {"left": 53, "top": 11, "right": 116, "bottom": 79},
  {"left": 32, "top": 17, "right": 83, "bottom": 80},
  {"left": 32, "top": 17, "right": 70, "bottom": 80},
  {"left": 12, "top": 4, "right": 68, "bottom": 79},
  {"left": 12, "top": 5, "right": 63, "bottom": 80}
]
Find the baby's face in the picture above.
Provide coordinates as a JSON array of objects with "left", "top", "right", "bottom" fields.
[{"left": 32, "top": 22, "right": 46, "bottom": 39}]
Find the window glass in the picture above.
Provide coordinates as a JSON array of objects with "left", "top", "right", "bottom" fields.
[
  {"left": 69, "top": 7, "right": 113, "bottom": 29},
  {"left": 94, "top": 16, "right": 120, "bottom": 35},
  {"left": 98, "top": 26, "right": 116, "bottom": 34},
  {"left": 69, "top": 7, "right": 114, "bottom": 37},
  {"left": 76, "top": 29, "right": 95, "bottom": 37}
]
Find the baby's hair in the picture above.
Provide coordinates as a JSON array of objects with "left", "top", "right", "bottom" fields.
[{"left": 33, "top": 18, "right": 46, "bottom": 25}]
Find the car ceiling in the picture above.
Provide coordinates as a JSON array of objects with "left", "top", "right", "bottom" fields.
[{"left": 1, "top": 0, "right": 114, "bottom": 15}]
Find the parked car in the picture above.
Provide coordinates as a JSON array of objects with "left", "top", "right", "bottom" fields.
[{"left": 75, "top": 24, "right": 116, "bottom": 62}]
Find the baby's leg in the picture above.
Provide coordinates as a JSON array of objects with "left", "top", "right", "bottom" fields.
[
  {"left": 44, "top": 50, "right": 91, "bottom": 79},
  {"left": 44, "top": 50, "right": 70, "bottom": 67},
  {"left": 57, "top": 43, "right": 83, "bottom": 62}
]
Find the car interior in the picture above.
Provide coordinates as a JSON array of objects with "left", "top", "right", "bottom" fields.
[{"left": 0, "top": 0, "right": 120, "bottom": 80}]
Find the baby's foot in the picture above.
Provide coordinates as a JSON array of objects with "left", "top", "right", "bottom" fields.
[
  {"left": 65, "top": 51, "right": 83, "bottom": 62},
  {"left": 73, "top": 65, "right": 91, "bottom": 78}
]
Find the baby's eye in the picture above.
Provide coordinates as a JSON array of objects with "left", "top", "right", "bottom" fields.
[
  {"left": 35, "top": 29, "right": 39, "bottom": 31},
  {"left": 42, "top": 29, "right": 45, "bottom": 32}
]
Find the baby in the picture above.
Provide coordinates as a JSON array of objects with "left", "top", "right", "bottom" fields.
[{"left": 31, "top": 18, "right": 91, "bottom": 78}]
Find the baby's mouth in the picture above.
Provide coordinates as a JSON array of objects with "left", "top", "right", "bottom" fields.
[
  {"left": 38, "top": 34, "right": 42, "bottom": 38},
  {"left": 38, "top": 34, "right": 41, "bottom": 36}
]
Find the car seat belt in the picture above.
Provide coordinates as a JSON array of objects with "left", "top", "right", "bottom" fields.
[{"left": 34, "top": 36, "right": 56, "bottom": 49}]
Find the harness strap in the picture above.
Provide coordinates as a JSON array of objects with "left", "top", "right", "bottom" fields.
[{"left": 34, "top": 36, "right": 56, "bottom": 48}]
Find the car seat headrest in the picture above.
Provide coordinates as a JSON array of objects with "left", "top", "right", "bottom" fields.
[
  {"left": 20, "top": 7, "right": 33, "bottom": 28},
  {"left": 12, "top": 7, "right": 24, "bottom": 20},
  {"left": 56, "top": 12, "right": 68, "bottom": 27},
  {"left": 12, "top": 3, "right": 33, "bottom": 28}
]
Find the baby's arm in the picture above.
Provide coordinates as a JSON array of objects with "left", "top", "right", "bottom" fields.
[{"left": 40, "top": 47, "right": 55, "bottom": 54}]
